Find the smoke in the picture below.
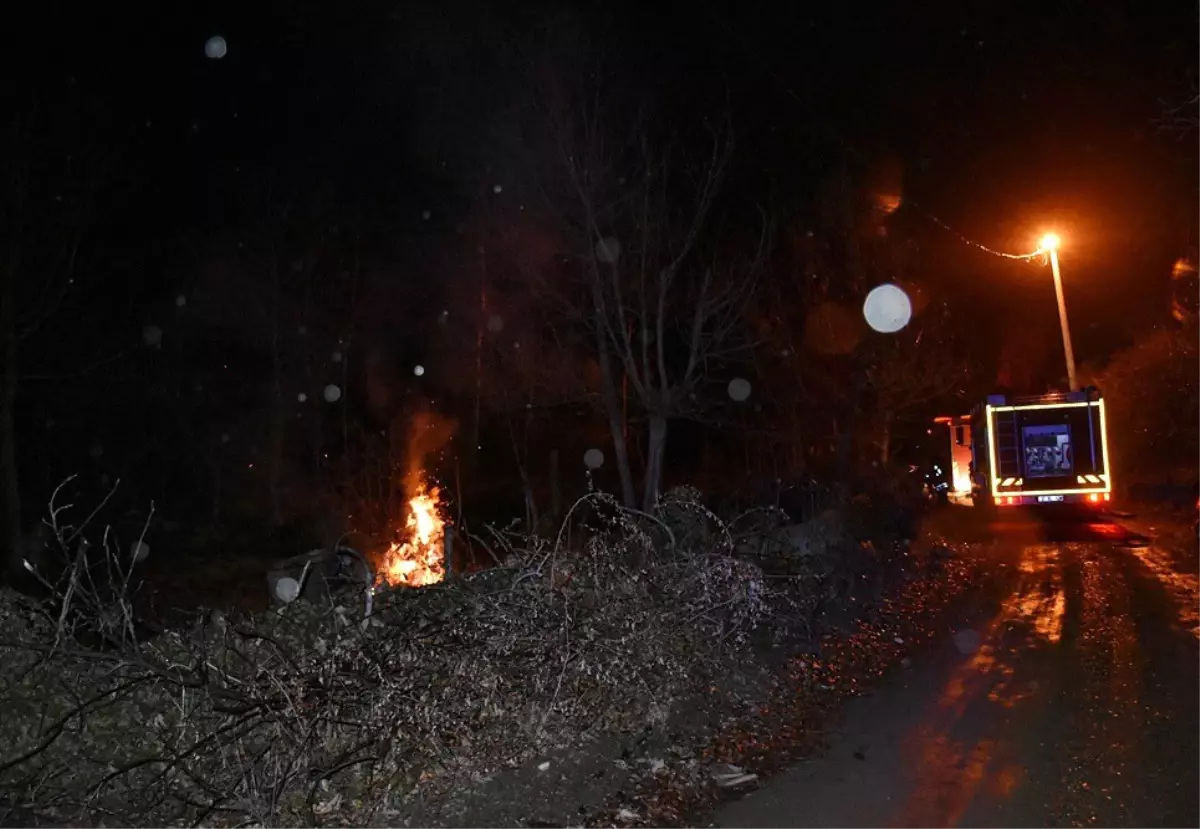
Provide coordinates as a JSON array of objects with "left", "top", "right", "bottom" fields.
[{"left": 404, "top": 407, "right": 457, "bottom": 495}]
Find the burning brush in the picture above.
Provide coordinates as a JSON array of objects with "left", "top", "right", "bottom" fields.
[{"left": 377, "top": 481, "right": 447, "bottom": 588}]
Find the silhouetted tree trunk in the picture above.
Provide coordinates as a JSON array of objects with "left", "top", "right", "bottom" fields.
[
  {"left": 834, "top": 359, "right": 869, "bottom": 500},
  {"left": 0, "top": 263, "right": 18, "bottom": 575},
  {"left": 642, "top": 412, "right": 668, "bottom": 512},
  {"left": 508, "top": 412, "right": 539, "bottom": 531},
  {"left": 1, "top": 121, "right": 28, "bottom": 577},
  {"left": 549, "top": 448, "right": 562, "bottom": 524},
  {"left": 590, "top": 286, "right": 638, "bottom": 509},
  {"left": 267, "top": 251, "right": 286, "bottom": 528}
]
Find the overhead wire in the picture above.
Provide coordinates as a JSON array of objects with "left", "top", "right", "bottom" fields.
[{"left": 903, "top": 203, "right": 1047, "bottom": 260}]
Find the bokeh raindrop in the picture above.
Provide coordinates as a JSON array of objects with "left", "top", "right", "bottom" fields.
[
  {"left": 131, "top": 541, "right": 151, "bottom": 563},
  {"left": 728, "top": 377, "right": 752, "bottom": 402},
  {"left": 204, "top": 35, "right": 227, "bottom": 59},
  {"left": 863, "top": 283, "right": 912, "bottom": 334}
]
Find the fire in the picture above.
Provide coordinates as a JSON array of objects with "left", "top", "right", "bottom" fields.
[
  {"left": 379, "top": 483, "right": 446, "bottom": 588},
  {"left": 952, "top": 462, "right": 972, "bottom": 496}
]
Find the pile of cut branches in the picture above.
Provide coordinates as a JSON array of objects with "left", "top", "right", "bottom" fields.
[{"left": 0, "top": 484, "right": 857, "bottom": 827}]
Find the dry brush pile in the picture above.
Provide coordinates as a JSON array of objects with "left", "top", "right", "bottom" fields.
[{"left": 0, "top": 484, "right": 887, "bottom": 827}]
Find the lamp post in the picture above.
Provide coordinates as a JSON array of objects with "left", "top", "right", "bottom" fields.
[{"left": 1039, "top": 233, "right": 1077, "bottom": 391}]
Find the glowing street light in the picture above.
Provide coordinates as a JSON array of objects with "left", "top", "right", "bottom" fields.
[{"left": 1037, "top": 232, "right": 1077, "bottom": 391}]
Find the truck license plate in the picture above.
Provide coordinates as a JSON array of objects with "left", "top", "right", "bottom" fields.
[{"left": 1037, "top": 495, "right": 1064, "bottom": 503}]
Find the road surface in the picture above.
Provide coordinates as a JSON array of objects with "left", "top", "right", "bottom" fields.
[{"left": 715, "top": 508, "right": 1199, "bottom": 828}]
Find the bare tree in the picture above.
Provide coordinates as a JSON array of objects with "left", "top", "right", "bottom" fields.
[
  {"left": 1156, "top": 74, "right": 1199, "bottom": 137},
  {"left": 866, "top": 319, "right": 967, "bottom": 466},
  {"left": 743, "top": 166, "right": 960, "bottom": 488},
  {"left": 427, "top": 210, "right": 596, "bottom": 530},
  {"left": 513, "top": 26, "right": 769, "bottom": 511}
]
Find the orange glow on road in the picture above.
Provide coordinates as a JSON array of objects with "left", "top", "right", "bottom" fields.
[
  {"left": 1128, "top": 544, "right": 1200, "bottom": 640},
  {"left": 892, "top": 543, "right": 1066, "bottom": 825}
]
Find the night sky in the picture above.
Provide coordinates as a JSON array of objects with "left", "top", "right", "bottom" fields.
[{"left": 12, "top": 0, "right": 1198, "bottom": 452}]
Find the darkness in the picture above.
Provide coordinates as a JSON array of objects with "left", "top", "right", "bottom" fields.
[
  {"left": 34, "top": 2, "right": 1195, "bottom": 319},
  {"left": 5, "top": 0, "right": 1197, "bottom": 548}
]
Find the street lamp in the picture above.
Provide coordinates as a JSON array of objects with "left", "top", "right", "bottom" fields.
[{"left": 1038, "top": 232, "right": 1078, "bottom": 391}]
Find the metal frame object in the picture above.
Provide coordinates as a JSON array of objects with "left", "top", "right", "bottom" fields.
[{"left": 981, "top": 397, "right": 1112, "bottom": 506}]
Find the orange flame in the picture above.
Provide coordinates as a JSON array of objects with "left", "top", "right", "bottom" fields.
[
  {"left": 379, "top": 483, "right": 446, "bottom": 588},
  {"left": 952, "top": 463, "right": 972, "bottom": 496}
]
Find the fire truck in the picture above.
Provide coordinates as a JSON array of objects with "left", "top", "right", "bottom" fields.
[{"left": 965, "top": 388, "right": 1112, "bottom": 509}]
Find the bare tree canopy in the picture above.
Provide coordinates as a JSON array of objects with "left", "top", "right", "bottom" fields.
[{"left": 495, "top": 16, "right": 771, "bottom": 509}]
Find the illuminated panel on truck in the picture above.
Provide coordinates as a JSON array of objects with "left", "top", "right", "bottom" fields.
[
  {"left": 1023, "top": 424, "right": 1073, "bottom": 478},
  {"left": 986, "top": 399, "right": 1112, "bottom": 500}
]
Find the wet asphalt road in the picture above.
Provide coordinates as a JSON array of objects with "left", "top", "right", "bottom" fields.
[{"left": 716, "top": 507, "right": 1200, "bottom": 828}]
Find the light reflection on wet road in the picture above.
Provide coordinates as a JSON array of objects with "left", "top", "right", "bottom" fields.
[
  {"left": 716, "top": 510, "right": 1199, "bottom": 828},
  {"left": 1128, "top": 544, "right": 1200, "bottom": 639}
]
